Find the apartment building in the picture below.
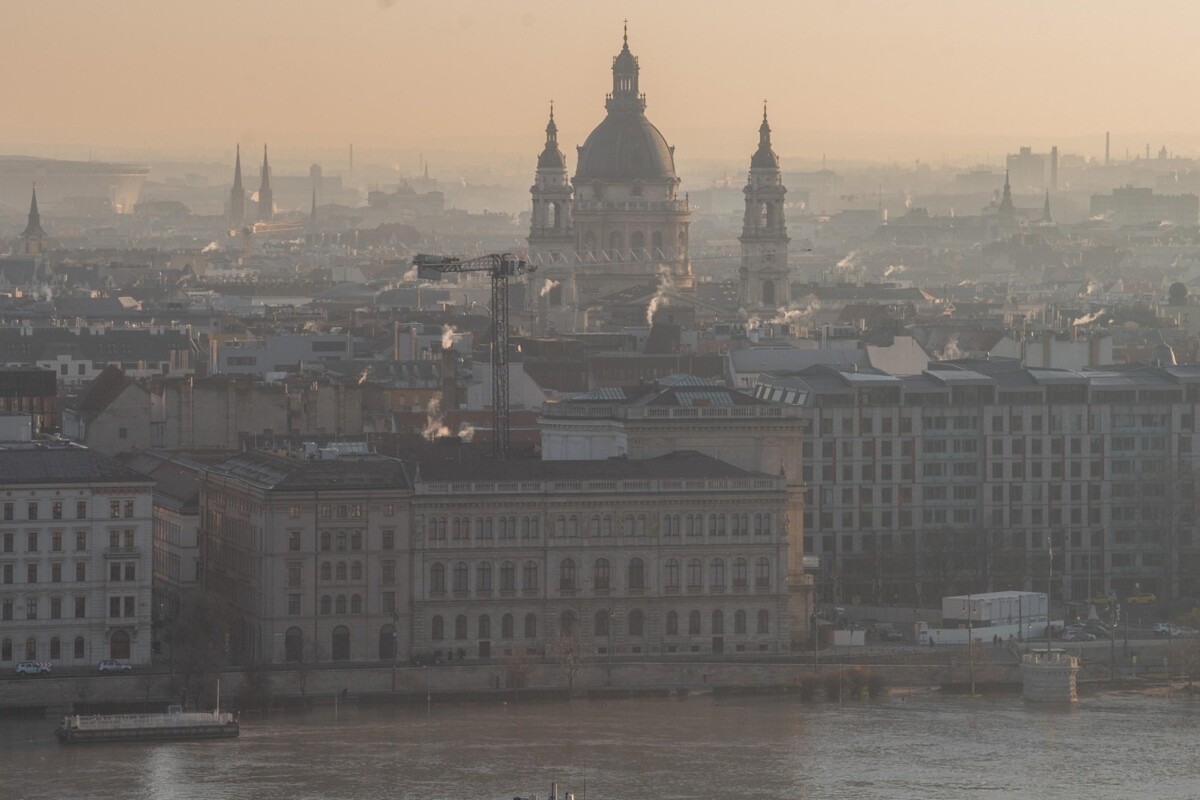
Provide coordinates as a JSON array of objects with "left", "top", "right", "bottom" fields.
[
  {"left": 0, "top": 444, "right": 154, "bottom": 668},
  {"left": 754, "top": 358, "right": 1200, "bottom": 606}
]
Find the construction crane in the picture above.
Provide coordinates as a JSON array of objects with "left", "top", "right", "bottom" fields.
[{"left": 413, "top": 252, "right": 532, "bottom": 459}]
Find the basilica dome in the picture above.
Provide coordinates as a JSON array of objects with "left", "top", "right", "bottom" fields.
[{"left": 574, "top": 112, "right": 677, "bottom": 184}]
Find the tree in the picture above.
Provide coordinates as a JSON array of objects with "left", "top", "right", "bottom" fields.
[
  {"left": 499, "top": 650, "right": 533, "bottom": 690},
  {"left": 550, "top": 629, "right": 586, "bottom": 696},
  {"left": 292, "top": 639, "right": 324, "bottom": 704},
  {"left": 168, "top": 590, "right": 232, "bottom": 709}
]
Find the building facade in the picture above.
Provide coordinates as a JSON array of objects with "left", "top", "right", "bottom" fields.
[{"left": 0, "top": 445, "right": 154, "bottom": 668}]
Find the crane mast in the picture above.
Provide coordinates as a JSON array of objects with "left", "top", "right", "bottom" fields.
[{"left": 413, "top": 252, "right": 531, "bottom": 459}]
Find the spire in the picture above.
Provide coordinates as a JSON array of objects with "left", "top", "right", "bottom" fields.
[
  {"left": 760, "top": 100, "right": 771, "bottom": 146},
  {"left": 546, "top": 100, "right": 558, "bottom": 141},
  {"left": 258, "top": 144, "right": 274, "bottom": 222},
  {"left": 1042, "top": 190, "right": 1053, "bottom": 223},
  {"left": 537, "top": 103, "right": 567, "bottom": 170},
  {"left": 750, "top": 102, "right": 780, "bottom": 170},
  {"left": 609, "top": 22, "right": 643, "bottom": 112},
  {"left": 232, "top": 144, "right": 243, "bottom": 190},
  {"left": 260, "top": 144, "right": 272, "bottom": 191},
  {"left": 21, "top": 184, "right": 45, "bottom": 239}
]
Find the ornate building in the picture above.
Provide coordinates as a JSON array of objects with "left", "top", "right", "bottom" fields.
[
  {"left": 739, "top": 106, "right": 789, "bottom": 313},
  {"left": 19, "top": 186, "right": 47, "bottom": 257},
  {"left": 530, "top": 28, "right": 695, "bottom": 320}
]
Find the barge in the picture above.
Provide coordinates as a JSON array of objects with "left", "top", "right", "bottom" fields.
[{"left": 55, "top": 706, "right": 239, "bottom": 744}]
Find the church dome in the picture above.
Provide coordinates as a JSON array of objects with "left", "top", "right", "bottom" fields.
[{"left": 574, "top": 112, "right": 677, "bottom": 184}]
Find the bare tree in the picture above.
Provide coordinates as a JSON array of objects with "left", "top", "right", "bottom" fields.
[
  {"left": 292, "top": 639, "right": 323, "bottom": 704},
  {"left": 550, "top": 629, "right": 586, "bottom": 696},
  {"left": 498, "top": 649, "right": 533, "bottom": 690}
]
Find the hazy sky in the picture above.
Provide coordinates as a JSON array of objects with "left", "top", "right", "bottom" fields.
[{"left": 8, "top": 0, "right": 1200, "bottom": 166}]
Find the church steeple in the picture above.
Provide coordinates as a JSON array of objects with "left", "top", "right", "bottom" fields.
[
  {"left": 1042, "top": 190, "right": 1053, "bottom": 223},
  {"left": 20, "top": 185, "right": 47, "bottom": 257},
  {"left": 258, "top": 144, "right": 274, "bottom": 222},
  {"left": 751, "top": 102, "right": 780, "bottom": 170},
  {"left": 740, "top": 106, "right": 789, "bottom": 313},
  {"left": 607, "top": 22, "right": 644, "bottom": 112},
  {"left": 537, "top": 103, "right": 567, "bottom": 170},
  {"left": 229, "top": 144, "right": 246, "bottom": 227},
  {"left": 999, "top": 170, "right": 1014, "bottom": 218}
]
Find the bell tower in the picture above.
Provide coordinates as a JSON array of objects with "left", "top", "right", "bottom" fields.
[
  {"left": 739, "top": 104, "right": 789, "bottom": 313},
  {"left": 527, "top": 104, "right": 575, "bottom": 309}
]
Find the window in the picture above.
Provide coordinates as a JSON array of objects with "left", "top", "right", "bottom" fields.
[
  {"left": 431, "top": 615, "right": 444, "bottom": 641},
  {"left": 336, "top": 595, "right": 347, "bottom": 614},
  {"left": 28, "top": 502, "right": 37, "bottom": 521},
  {"left": 51, "top": 563, "right": 61, "bottom": 583},
  {"left": 288, "top": 594, "right": 301, "bottom": 615},
  {"left": 382, "top": 592, "right": 396, "bottom": 613},
  {"left": 351, "top": 562, "right": 362, "bottom": 581},
  {"left": 559, "top": 559, "right": 577, "bottom": 591},
  {"left": 452, "top": 561, "right": 468, "bottom": 593},
  {"left": 478, "top": 614, "right": 491, "bottom": 639},
  {"left": 593, "top": 558, "right": 610, "bottom": 591},
  {"left": 732, "top": 558, "right": 748, "bottom": 589},
  {"left": 124, "top": 500, "right": 134, "bottom": 518},
  {"left": 351, "top": 531, "right": 362, "bottom": 551},
  {"left": 712, "top": 610, "right": 724, "bottom": 635},
  {"left": 321, "top": 562, "right": 332, "bottom": 582},
  {"left": 710, "top": 559, "right": 725, "bottom": 588},
  {"left": 687, "top": 558, "right": 702, "bottom": 589},
  {"left": 735, "top": 609, "right": 747, "bottom": 634},
  {"left": 595, "top": 609, "right": 610, "bottom": 637},
  {"left": 523, "top": 561, "right": 538, "bottom": 591},
  {"left": 666, "top": 611, "right": 678, "bottom": 635},
  {"left": 689, "top": 610, "right": 702, "bottom": 635},
  {"left": 477, "top": 562, "right": 492, "bottom": 593},
  {"left": 74, "top": 636, "right": 84, "bottom": 660},
  {"left": 110, "top": 501, "right": 120, "bottom": 519},
  {"left": 288, "top": 530, "right": 301, "bottom": 551},
  {"left": 320, "top": 532, "right": 331, "bottom": 551},
  {"left": 524, "top": 613, "right": 537, "bottom": 639},
  {"left": 25, "top": 637, "right": 36, "bottom": 660},
  {"left": 429, "top": 562, "right": 446, "bottom": 594},
  {"left": 74, "top": 597, "right": 85, "bottom": 618},
  {"left": 109, "top": 597, "right": 121, "bottom": 618},
  {"left": 287, "top": 562, "right": 302, "bottom": 588},
  {"left": 628, "top": 609, "right": 645, "bottom": 637},
  {"left": 757, "top": 609, "right": 770, "bottom": 634},
  {"left": 627, "top": 558, "right": 644, "bottom": 591},
  {"left": 351, "top": 595, "right": 362, "bottom": 614},
  {"left": 124, "top": 597, "right": 135, "bottom": 617},
  {"left": 665, "top": 559, "right": 680, "bottom": 590},
  {"left": 27, "top": 563, "right": 37, "bottom": 584},
  {"left": 455, "top": 614, "right": 467, "bottom": 640},
  {"left": 382, "top": 560, "right": 396, "bottom": 585},
  {"left": 755, "top": 558, "right": 771, "bottom": 588},
  {"left": 2, "top": 532, "right": 10, "bottom": 553},
  {"left": 27, "top": 532, "right": 37, "bottom": 553},
  {"left": 381, "top": 530, "right": 395, "bottom": 550},
  {"left": 501, "top": 613, "right": 514, "bottom": 639},
  {"left": 2, "top": 503, "right": 11, "bottom": 521},
  {"left": 75, "top": 531, "right": 86, "bottom": 551},
  {"left": 336, "top": 532, "right": 347, "bottom": 551},
  {"left": 500, "top": 561, "right": 515, "bottom": 593},
  {"left": 2, "top": 564, "right": 10, "bottom": 584},
  {"left": 1, "top": 599, "right": 9, "bottom": 620},
  {"left": 52, "top": 502, "right": 62, "bottom": 521}
]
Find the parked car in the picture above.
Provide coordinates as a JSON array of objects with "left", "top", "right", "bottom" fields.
[
  {"left": 1061, "top": 630, "right": 1096, "bottom": 642},
  {"left": 1085, "top": 623, "right": 1112, "bottom": 637},
  {"left": 15, "top": 661, "right": 51, "bottom": 675},
  {"left": 97, "top": 660, "right": 132, "bottom": 673},
  {"left": 872, "top": 623, "right": 905, "bottom": 642}
]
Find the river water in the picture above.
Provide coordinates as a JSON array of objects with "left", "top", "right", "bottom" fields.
[{"left": 2, "top": 691, "right": 1197, "bottom": 800}]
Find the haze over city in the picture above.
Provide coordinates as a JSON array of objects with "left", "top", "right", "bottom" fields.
[{"left": 9, "top": 0, "right": 1200, "bottom": 166}]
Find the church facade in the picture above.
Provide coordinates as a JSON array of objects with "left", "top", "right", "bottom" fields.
[{"left": 528, "top": 30, "right": 791, "bottom": 328}]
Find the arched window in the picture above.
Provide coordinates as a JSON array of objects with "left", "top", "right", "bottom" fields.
[
  {"left": 594, "top": 609, "right": 610, "bottom": 637},
  {"left": 320, "top": 531, "right": 331, "bottom": 551},
  {"left": 453, "top": 561, "right": 469, "bottom": 593},
  {"left": 757, "top": 609, "right": 770, "bottom": 634},
  {"left": 712, "top": 610, "right": 725, "bottom": 635},
  {"left": 336, "top": 532, "right": 347, "bottom": 551},
  {"left": 688, "top": 610, "right": 702, "bottom": 635},
  {"left": 733, "top": 558, "right": 748, "bottom": 589},
  {"left": 285, "top": 627, "right": 304, "bottom": 662},
  {"left": 502, "top": 613, "right": 514, "bottom": 639},
  {"left": 108, "top": 631, "right": 128, "bottom": 660},
  {"left": 379, "top": 625, "right": 396, "bottom": 660},
  {"left": 762, "top": 280, "right": 776, "bottom": 307},
  {"left": 1, "top": 638, "right": 10, "bottom": 661},
  {"left": 455, "top": 614, "right": 468, "bottom": 640},
  {"left": 756, "top": 558, "right": 771, "bottom": 588},
  {"left": 609, "top": 231, "right": 624, "bottom": 251},
  {"left": 73, "top": 636, "right": 84, "bottom": 660},
  {"left": 479, "top": 614, "right": 491, "bottom": 639},
  {"left": 665, "top": 559, "right": 680, "bottom": 589},
  {"left": 753, "top": 514, "right": 763, "bottom": 536},
  {"left": 735, "top": 610, "right": 747, "bottom": 634},
  {"left": 430, "top": 562, "right": 446, "bottom": 594},
  {"left": 332, "top": 626, "right": 350, "bottom": 661},
  {"left": 523, "top": 560, "right": 539, "bottom": 591},
  {"left": 593, "top": 558, "right": 610, "bottom": 591},
  {"left": 351, "top": 562, "right": 362, "bottom": 581},
  {"left": 500, "top": 561, "right": 516, "bottom": 592},
  {"left": 351, "top": 531, "right": 362, "bottom": 550},
  {"left": 524, "top": 613, "right": 537, "bottom": 639},
  {"left": 431, "top": 615, "right": 444, "bottom": 641},
  {"left": 687, "top": 558, "right": 702, "bottom": 589},
  {"left": 320, "top": 595, "right": 332, "bottom": 615},
  {"left": 628, "top": 558, "right": 644, "bottom": 590},
  {"left": 630, "top": 230, "right": 645, "bottom": 257},
  {"left": 350, "top": 594, "right": 362, "bottom": 614},
  {"left": 651, "top": 230, "right": 664, "bottom": 254},
  {"left": 50, "top": 637, "right": 60, "bottom": 660},
  {"left": 710, "top": 558, "right": 725, "bottom": 588},
  {"left": 560, "top": 609, "right": 578, "bottom": 637},
  {"left": 321, "top": 562, "right": 331, "bottom": 581},
  {"left": 336, "top": 595, "right": 347, "bottom": 614},
  {"left": 559, "top": 558, "right": 576, "bottom": 591},
  {"left": 477, "top": 562, "right": 493, "bottom": 593},
  {"left": 665, "top": 610, "right": 678, "bottom": 635},
  {"left": 628, "top": 609, "right": 645, "bottom": 637},
  {"left": 336, "top": 561, "right": 347, "bottom": 581}
]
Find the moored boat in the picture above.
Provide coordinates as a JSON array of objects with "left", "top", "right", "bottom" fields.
[{"left": 55, "top": 706, "right": 239, "bottom": 744}]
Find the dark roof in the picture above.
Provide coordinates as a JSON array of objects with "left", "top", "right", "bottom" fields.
[
  {"left": 0, "top": 444, "right": 153, "bottom": 486},
  {"left": 417, "top": 450, "right": 767, "bottom": 484},
  {"left": 205, "top": 450, "right": 411, "bottom": 493},
  {"left": 75, "top": 365, "right": 137, "bottom": 413},
  {"left": 115, "top": 451, "right": 203, "bottom": 512},
  {"left": 574, "top": 111, "right": 677, "bottom": 184}
]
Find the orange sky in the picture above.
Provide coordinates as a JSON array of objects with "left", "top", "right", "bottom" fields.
[{"left": 7, "top": 0, "right": 1200, "bottom": 166}]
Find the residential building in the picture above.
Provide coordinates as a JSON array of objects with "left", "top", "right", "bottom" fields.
[
  {"left": 0, "top": 366, "right": 57, "bottom": 434},
  {"left": 0, "top": 444, "right": 154, "bottom": 668},
  {"left": 62, "top": 365, "right": 152, "bottom": 455}
]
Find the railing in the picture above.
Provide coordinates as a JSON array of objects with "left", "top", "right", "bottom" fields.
[
  {"left": 540, "top": 404, "right": 797, "bottom": 420},
  {"left": 66, "top": 711, "right": 235, "bottom": 731},
  {"left": 415, "top": 475, "right": 784, "bottom": 495}
]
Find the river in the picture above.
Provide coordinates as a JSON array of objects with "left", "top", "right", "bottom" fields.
[{"left": 2, "top": 691, "right": 1197, "bottom": 799}]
